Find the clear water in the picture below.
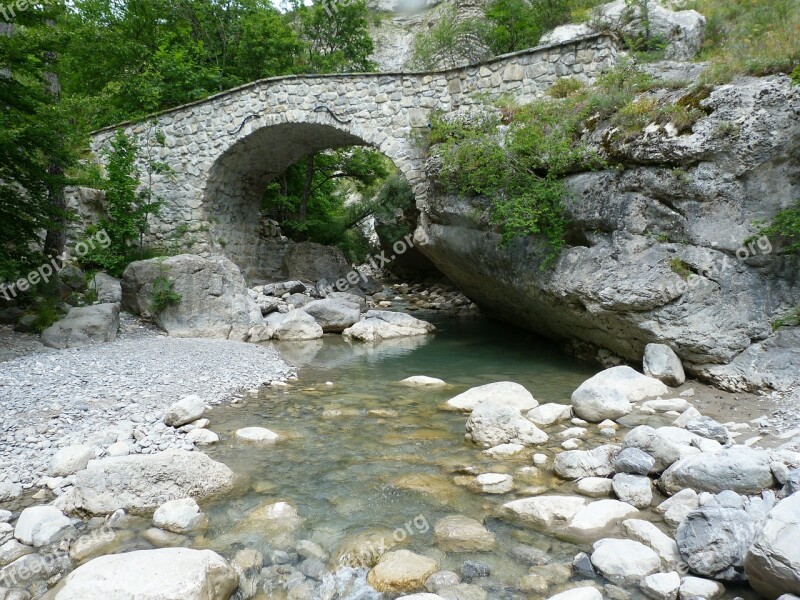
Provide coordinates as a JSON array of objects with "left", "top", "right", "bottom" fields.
[{"left": 193, "top": 314, "right": 753, "bottom": 600}]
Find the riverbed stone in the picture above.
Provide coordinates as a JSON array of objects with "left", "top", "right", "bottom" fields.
[
  {"left": 553, "top": 444, "right": 620, "bottom": 479},
  {"left": 466, "top": 401, "right": 548, "bottom": 448},
  {"left": 267, "top": 310, "right": 324, "bottom": 341},
  {"left": 153, "top": 498, "right": 208, "bottom": 534},
  {"left": 54, "top": 450, "right": 236, "bottom": 515},
  {"left": 577, "top": 477, "right": 614, "bottom": 498},
  {"left": 623, "top": 426, "right": 683, "bottom": 474},
  {"left": 472, "top": 473, "right": 513, "bottom": 494},
  {"left": 14, "top": 506, "right": 73, "bottom": 547},
  {"left": 527, "top": 403, "right": 572, "bottom": 425},
  {"left": 433, "top": 515, "right": 496, "bottom": 552},
  {"left": 659, "top": 446, "right": 776, "bottom": 495},
  {"left": 591, "top": 538, "right": 661, "bottom": 584},
  {"left": 45, "top": 548, "right": 238, "bottom": 600},
  {"left": 367, "top": 550, "right": 438, "bottom": 593},
  {"left": 547, "top": 588, "right": 603, "bottom": 600},
  {"left": 185, "top": 428, "right": 219, "bottom": 446},
  {"left": 657, "top": 489, "right": 699, "bottom": 528},
  {"left": 744, "top": 492, "right": 800, "bottom": 598},
  {"left": 163, "top": 395, "right": 207, "bottom": 427},
  {"left": 400, "top": 376, "right": 447, "bottom": 387},
  {"left": 684, "top": 417, "right": 729, "bottom": 444},
  {"left": 447, "top": 382, "right": 538, "bottom": 412},
  {"left": 612, "top": 473, "right": 653, "bottom": 508},
  {"left": 564, "top": 499, "right": 639, "bottom": 541},
  {"left": 49, "top": 445, "right": 95, "bottom": 477},
  {"left": 572, "top": 366, "right": 669, "bottom": 421},
  {"left": 643, "top": 344, "right": 686, "bottom": 387},
  {"left": 615, "top": 447, "right": 657, "bottom": 475},
  {"left": 302, "top": 299, "right": 361, "bottom": 332},
  {"left": 500, "top": 495, "right": 587, "bottom": 529},
  {"left": 235, "top": 427, "right": 280, "bottom": 444},
  {"left": 678, "top": 576, "right": 725, "bottom": 600},
  {"left": 622, "top": 519, "right": 684, "bottom": 571},
  {"left": 426, "top": 570, "right": 460, "bottom": 592},
  {"left": 642, "top": 571, "right": 681, "bottom": 600},
  {"left": 41, "top": 303, "right": 120, "bottom": 349},
  {"left": 343, "top": 310, "right": 435, "bottom": 341}
]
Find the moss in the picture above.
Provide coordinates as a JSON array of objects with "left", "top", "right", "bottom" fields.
[{"left": 669, "top": 257, "right": 693, "bottom": 280}]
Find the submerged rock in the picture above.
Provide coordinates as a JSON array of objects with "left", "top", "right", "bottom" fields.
[
  {"left": 343, "top": 310, "right": 436, "bottom": 342},
  {"left": 367, "top": 550, "right": 438, "bottom": 593},
  {"left": 433, "top": 516, "right": 497, "bottom": 552}
]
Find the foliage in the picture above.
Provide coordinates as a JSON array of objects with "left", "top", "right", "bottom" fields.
[
  {"left": 669, "top": 257, "right": 693, "bottom": 279},
  {"left": 295, "top": 0, "right": 376, "bottom": 73},
  {"left": 772, "top": 305, "right": 800, "bottom": 331},
  {"left": 685, "top": 0, "right": 800, "bottom": 83},
  {"left": 792, "top": 65, "right": 800, "bottom": 85},
  {"left": 81, "top": 131, "right": 169, "bottom": 276},
  {"left": 0, "top": 7, "right": 74, "bottom": 283},
  {"left": 484, "top": 0, "right": 605, "bottom": 55},
  {"left": 150, "top": 265, "right": 181, "bottom": 313},
  {"left": 410, "top": 6, "right": 491, "bottom": 70},
  {"left": 547, "top": 77, "right": 585, "bottom": 98},
  {"left": 751, "top": 200, "right": 800, "bottom": 255}
]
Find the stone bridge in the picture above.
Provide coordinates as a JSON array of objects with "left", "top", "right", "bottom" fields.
[{"left": 91, "top": 33, "right": 618, "bottom": 280}]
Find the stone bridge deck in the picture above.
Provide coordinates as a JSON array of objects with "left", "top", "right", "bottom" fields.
[{"left": 90, "top": 33, "right": 619, "bottom": 279}]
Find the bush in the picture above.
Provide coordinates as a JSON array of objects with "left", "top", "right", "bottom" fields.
[
  {"left": 752, "top": 200, "right": 800, "bottom": 255},
  {"left": 150, "top": 266, "right": 181, "bottom": 313}
]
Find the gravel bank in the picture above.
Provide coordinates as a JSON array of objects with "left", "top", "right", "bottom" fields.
[{"left": 0, "top": 320, "right": 292, "bottom": 493}]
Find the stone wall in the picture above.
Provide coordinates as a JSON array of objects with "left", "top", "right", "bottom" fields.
[{"left": 90, "top": 34, "right": 619, "bottom": 281}]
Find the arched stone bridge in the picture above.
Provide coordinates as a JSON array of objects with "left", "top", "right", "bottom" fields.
[{"left": 91, "top": 33, "right": 618, "bottom": 279}]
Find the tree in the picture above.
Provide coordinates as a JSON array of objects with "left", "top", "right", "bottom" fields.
[
  {"left": 0, "top": 10, "right": 72, "bottom": 282},
  {"left": 411, "top": 6, "right": 491, "bottom": 70},
  {"left": 296, "top": 0, "right": 376, "bottom": 73}
]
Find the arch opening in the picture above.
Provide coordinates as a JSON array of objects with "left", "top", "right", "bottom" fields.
[{"left": 203, "top": 121, "right": 426, "bottom": 281}]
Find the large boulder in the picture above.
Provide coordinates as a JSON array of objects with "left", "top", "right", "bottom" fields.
[
  {"left": 659, "top": 446, "right": 776, "bottom": 495},
  {"left": 553, "top": 445, "right": 621, "bottom": 479},
  {"left": 446, "top": 382, "right": 538, "bottom": 412},
  {"left": 41, "top": 304, "right": 120, "bottom": 349},
  {"left": 88, "top": 273, "right": 122, "bottom": 304},
  {"left": 302, "top": 299, "right": 361, "bottom": 332},
  {"left": 677, "top": 492, "right": 770, "bottom": 582},
  {"left": 343, "top": 310, "right": 436, "bottom": 342},
  {"left": 14, "top": 506, "right": 74, "bottom": 547},
  {"left": 122, "top": 254, "right": 261, "bottom": 340},
  {"left": 744, "top": 492, "right": 800, "bottom": 599},
  {"left": 266, "top": 310, "right": 323, "bottom": 341},
  {"left": 54, "top": 451, "right": 236, "bottom": 515},
  {"left": 283, "top": 241, "right": 350, "bottom": 283},
  {"left": 571, "top": 365, "right": 671, "bottom": 423},
  {"left": 466, "top": 401, "right": 548, "bottom": 448},
  {"left": 44, "top": 548, "right": 238, "bottom": 600},
  {"left": 643, "top": 343, "right": 686, "bottom": 386}
]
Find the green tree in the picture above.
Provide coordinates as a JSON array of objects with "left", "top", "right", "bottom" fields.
[
  {"left": 0, "top": 11, "right": 72, "bottom": 282},
  {"left": 296, "top": 0, "right": 376, "bottom": 73},
  {"left": 410, "top": 5, "right": 490, "bottom": 70}
]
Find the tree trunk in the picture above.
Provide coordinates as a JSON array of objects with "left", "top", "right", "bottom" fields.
[
  {"left": 43, "top": 45, "right": 67, "bottom": 264},
  {"left": 299, "top": 154, "right": 315, "bottom": 222}
]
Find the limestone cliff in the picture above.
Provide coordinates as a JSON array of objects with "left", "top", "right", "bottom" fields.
[{"left": 417, "top": 74, "right": 800, "bottom": 393}]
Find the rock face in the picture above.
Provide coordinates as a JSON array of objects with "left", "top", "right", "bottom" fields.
[
  {"left": 343, "top": 310, "right": 436, "bottom": 342},
  {"left": 643, "top": 343, "right": 686, "bottom": 386},
  {"left": 88, "top": 272, "right": 122, "bottom": 304},
  {"left": 745, "top": 493, "right": 800, "bottom": 599},
  {"left": 41, "top": 304, "right": 120, "bottom": 349},
  {"left": 540, "top": 0, "right": 706, "bottom": 60},
  {"left": 55, "top": 451, "right": 236, "bottom": 515},
  {"left": 46, "top": 548, "right": 238, "bottom": 600},
  {"left": 446, "top": 382, "right": 538, "bottom": 412},
  {"left": 659, "top": 446, "right": 776, "bottom": 495},
  {"left": 418, "top": 75, "right": 800, "bottom": 392},
  {"left": 465, "top": 401, "right": 548, "bottom": 447},
  {"left": 283, "top": 241, "right": 350, "bottom": 283},
  {"left": 122, "top": 254, "right": 261, "bottom": 340}
]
